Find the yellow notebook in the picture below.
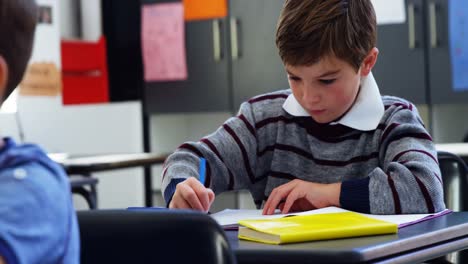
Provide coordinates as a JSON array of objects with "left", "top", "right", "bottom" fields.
[{"left": 238, "top": 212, "right": 398, "bottom": 245}]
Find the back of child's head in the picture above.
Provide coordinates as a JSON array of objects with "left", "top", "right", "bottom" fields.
[
  {"left": 0, "top": 0, "right": 37, "bottom": 100},
  {"left": 276, "top": 0, "right": 376, "bottom": 72}
]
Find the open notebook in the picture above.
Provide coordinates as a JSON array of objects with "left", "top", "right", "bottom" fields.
[{"left": 210, "top": 206, "right": 452, "bottom": 230}]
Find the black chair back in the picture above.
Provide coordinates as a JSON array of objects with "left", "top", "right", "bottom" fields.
[
  {"left": 438, "top": 151, "right": 468, "bottom": 211},
  {"left": 77, "top": 210, "right": 236, "bottom": 264}
]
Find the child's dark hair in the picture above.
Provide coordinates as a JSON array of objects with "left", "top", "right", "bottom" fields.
[
  {"left": 0, "top": 0, "right": 38, "bottom": 100},
  {"left": 276, "top": 0, "right": 376, "bottom": 72}
]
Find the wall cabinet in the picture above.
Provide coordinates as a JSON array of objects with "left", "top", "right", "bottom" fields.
[
  {"left": 142, "top": 0, "right": 287, "bottom": 114},
  {"left": 372, "top": 0, "right": 427, "bottom": 104},
  {"left": 229, "top": 0, "right": 288, "bottom": 109},
  {"left": 427, "top": 0, "right": 468, "bottom": 104},
  {"left": 144, "top": 19, "right": 232, "bottom": 113},
  {"left": 373, "top": 0, "right": 468, "bottom": 105}
]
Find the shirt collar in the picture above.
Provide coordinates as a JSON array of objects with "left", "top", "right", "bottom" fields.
[{"left": 282, "top": 72, "right": 384, "bottom": 131}]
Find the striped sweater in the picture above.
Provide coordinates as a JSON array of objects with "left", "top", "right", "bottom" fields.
[{"left": 161, "top": 90, "right": 445, "bottom": 214}]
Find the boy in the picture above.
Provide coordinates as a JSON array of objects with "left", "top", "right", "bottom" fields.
[
  {"left": 162, "top": 0, "right": 445, "bottom": 215},
  {"left": 0, "top": 0, "right": 79, "bottom": 263}
]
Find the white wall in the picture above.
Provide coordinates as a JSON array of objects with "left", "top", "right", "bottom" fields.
[
  {"left": 60, "top": 0, "right": 101, "bottom": 40},
  {"left": 432, "top": 104, "right": 468, "bottom": 143},
  {"left": 0, "top": 113, "right": 21, "bottom": 142},
  {"left": 16, "top": 97, "right": 145, "bottom": 209},
  {"left": 59, "top": 0, "right": 80, "bottom": 39},
  {"left": 80, "top": 0, "right": 102, "bottom": 41},
  {"left": 18, "top": 98, "right": 142, "bottom": 154}
]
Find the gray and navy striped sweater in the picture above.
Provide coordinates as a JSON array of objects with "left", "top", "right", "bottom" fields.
[{"left": 162, "top": 90, "right": 445, "bottom": 214}]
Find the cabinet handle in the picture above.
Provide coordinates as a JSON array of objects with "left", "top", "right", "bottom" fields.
[
  {"left": 212, "top": 20, "right": 222, "bottom": 62},
  {"left": 429, "top": 2, "right": 438, "bottom": 48},
  {"left": 230, "top": 17, "right": 240, "bottom": 60},
  {"left": 408, "top": 3, "right": 416, "bottom": 49}
]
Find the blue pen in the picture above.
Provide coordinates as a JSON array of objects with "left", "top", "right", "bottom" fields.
[{"left": 199, "top": 157, "right": 206, "bottom": 186}]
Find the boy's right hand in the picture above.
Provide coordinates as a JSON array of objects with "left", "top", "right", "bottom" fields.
[{"left": 169, "top": 177, "right": 215, "bottom": 213}]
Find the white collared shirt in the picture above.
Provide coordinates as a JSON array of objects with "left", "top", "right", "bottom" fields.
[{"left": 282, "top": 72, "right": 384, "bottom": 131}]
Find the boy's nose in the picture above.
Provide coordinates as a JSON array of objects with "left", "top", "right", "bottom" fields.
[{"left": 302, "top": 87, "right": 321, "bottom": 105}]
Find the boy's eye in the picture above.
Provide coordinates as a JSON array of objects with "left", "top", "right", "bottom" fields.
[
  {"left": 319, "top": 79, "right": 336, "bottom": 85},
  {"left": 288, "top": 76, "right": 301, "bottom": 82}
]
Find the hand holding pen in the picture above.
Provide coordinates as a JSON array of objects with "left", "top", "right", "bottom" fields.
[{"left": 169, "top": 157, "right": 215, "bottom": 212}]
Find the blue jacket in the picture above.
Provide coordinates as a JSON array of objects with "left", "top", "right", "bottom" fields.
[{"left": 0, "top": 138, "right": 79, "bottom": 264}]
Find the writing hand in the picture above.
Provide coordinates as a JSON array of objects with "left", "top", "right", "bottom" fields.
[{"left": 169, "top": 177, "right": 215, "bottom": 212}]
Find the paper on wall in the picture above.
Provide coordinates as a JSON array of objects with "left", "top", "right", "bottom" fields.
[
  {"left": 19, "top": 63, "right": 61, "bottom": 96},
  {"left": 371, "top": 0, "right": 406, "bottom": 25},
  {"left": 141, "top": 3, "right": 188, "bottom": 82},
  {"left": 183, "top": 0, "right": 227, "bottom": 21}
]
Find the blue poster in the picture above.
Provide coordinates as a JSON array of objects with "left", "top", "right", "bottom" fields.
[{"left": 449, "top": 0, "right": 468, "bottom": 91}]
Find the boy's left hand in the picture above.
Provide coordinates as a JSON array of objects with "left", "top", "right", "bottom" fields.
[{"left": 262, "top": 179, "right": 341, "bottom": 215}]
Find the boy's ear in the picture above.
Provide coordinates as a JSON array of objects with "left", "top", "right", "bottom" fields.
[
  {"left": 0, "top": 56, "right": 8, "bottom": 96},
  {"left": 360, "top": 47, "right": 379, "bottom": 77}
]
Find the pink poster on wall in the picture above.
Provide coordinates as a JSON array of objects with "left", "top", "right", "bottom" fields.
[{"left": 141, "top": 3, "right": 188, "bottom": 82}]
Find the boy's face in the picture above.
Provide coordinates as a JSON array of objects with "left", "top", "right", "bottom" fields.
[{"left": 286, "top": 54, "right": 374, "bottom": 124}]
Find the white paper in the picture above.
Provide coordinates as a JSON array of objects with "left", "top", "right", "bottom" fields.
[
  {"left": 210, "top": 206, "right": 452, "bottom": 228},
  {"left": 371, "top": 0, "right": 406, "bottom": 25},
  {"left": 211, "top": 207, "right": 349, "bottom": 227}
]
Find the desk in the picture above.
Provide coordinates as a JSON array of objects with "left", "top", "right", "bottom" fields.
[
  {"left": 51, "top": 153, "right": 168, "bottom": 209},
  {"left": 56, "top": 153, "right": 167, "bottom": 175},
  {"left": 437, "top": 143, "right": 468, "bottom": 163},
  {"left": 227, "top": 212, "right": 468, "bottom": 264}
]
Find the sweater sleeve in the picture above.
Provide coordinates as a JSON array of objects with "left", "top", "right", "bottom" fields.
[
  {"left": 161, "top": 101, "right": 261, "bottom": 205},
  {"left": 354, "top": 103, "right": 445, "bottom": 214}
]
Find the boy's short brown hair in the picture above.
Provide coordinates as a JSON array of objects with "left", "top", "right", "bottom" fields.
[
  {"left": 0, "top": 0, "right": 38, "bottom": 100},
  {"left": 276, "top": 0, "right": 376, "bottom": 72}
]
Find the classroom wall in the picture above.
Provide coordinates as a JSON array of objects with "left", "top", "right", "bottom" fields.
[
  {"left": 59, "top": 0, "right": 80, "bottom": 38},
  {"left": 17, "top": 97, "right": 145, "bottom": 209},
  {"left": 61, "top": 0, "right": 101, "bottom": 40},
  {"left": 432, "top": 104, "right": 468, "bottom": 143},
  {"left": 80, "top": 0, "right": 102, "bottom": 41}
]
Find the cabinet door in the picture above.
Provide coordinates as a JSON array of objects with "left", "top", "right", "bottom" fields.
[
  {"left": 229, "top": 0, "right": 289, "bottom": 110},
  {"left": 372, "top": 0, "right": 427, "bottom": 104},
  {"left": 102, "top": 0, "right": 144, "bottom": 102},
  {"left": 144, "top": 19, "right": 231, "bottom": 113},
  {"left": 427, "top": 0, "right": 468, "bottom": 103}
]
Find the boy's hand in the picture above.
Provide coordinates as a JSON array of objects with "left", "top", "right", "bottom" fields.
[
  {"left": 169, "top": 177, "right": 215, "bottom": 212},
  {"left": 262, "top": 179, "right": 341, "bottom": 215}
]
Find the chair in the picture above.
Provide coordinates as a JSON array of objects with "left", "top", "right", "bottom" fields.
[
  {"left": 438, "top": 151, "right": 468, "bottom": 211},
  {"left": 69, "top": 175, "right": 98, "bottom": 209},
  {"left": 61, "top": 36, "right": 109, "bottom": 105},
  {"left": 77, "top": 209, "right": 237, "bottom": 264},
  {"left": 436, "top": 151, "right": 468, "bottom": 264}
]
